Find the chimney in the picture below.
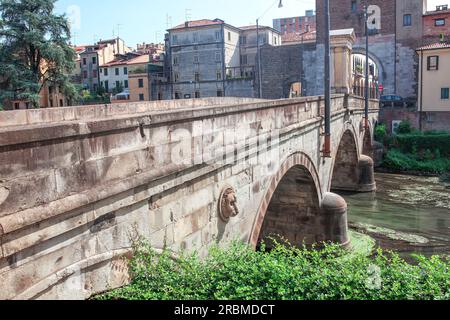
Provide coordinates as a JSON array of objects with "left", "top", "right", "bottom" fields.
[{"left": 185, "top": 21, "right": 189, "bottom": 28}]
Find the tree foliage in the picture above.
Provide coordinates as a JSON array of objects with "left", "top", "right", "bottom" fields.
[{"left": 0, "top": 0, "right": 78, "bottom": 107}]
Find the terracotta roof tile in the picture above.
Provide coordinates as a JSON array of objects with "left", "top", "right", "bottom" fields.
[{"left": 417, "top": 42, "right": 450, "bottom": 51}]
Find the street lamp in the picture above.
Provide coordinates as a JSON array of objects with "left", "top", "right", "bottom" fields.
[
  {"left": 323, "top": 0, "right": 331, "bottom": 157},
  {"left": 256, "top": 0, "right": 284, "bottom": 98},
  {"left": 363, "top": 5, "right": 370, "bottom": 130}
]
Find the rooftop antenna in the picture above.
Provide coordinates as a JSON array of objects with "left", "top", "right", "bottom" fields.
[
  {"left": 166, "top": 14, "right": 173, "bottom": 29},
  {"left": 116, "top": 24, "right": 123, "bottom": 39},
  {"left": 185, "top": 8, "right": 192, "bottom": 22},
  {"left": 71, "top": 31, "right": 78, "bottom": 46}
]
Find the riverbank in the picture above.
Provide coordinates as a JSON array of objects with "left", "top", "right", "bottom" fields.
[{"left": 374, "top": 123, "right": 450, "bottom": 176}]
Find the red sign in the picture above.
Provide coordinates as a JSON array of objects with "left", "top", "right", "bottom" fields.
[{"left": 378, "top": 84, "right": 384, "bottom": 92}]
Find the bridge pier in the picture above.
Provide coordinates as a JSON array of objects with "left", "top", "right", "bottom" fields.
[
  {"left": 320, "top": 193, "right": 350, "bottom": 247},
  {"left": 358, "top": 155, "right": 377, "bottom": 193}
]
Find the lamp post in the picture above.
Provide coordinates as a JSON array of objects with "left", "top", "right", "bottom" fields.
[
  {"left": 256, "top": 0, "right": 283, "bottom": 98},
  {"left": 364, "top": 5, "right": 370, "bottom": 130},
  {"left": 323, "top": 0, "right": 331, "bottom": 157}
]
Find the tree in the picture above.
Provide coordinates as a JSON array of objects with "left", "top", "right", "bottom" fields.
[{"left": 0, "top": 0, "right": 78, "bottom": 108}]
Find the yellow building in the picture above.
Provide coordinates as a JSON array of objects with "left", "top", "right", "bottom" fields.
[{"left": 417, "top": 42, "right": 450, "bottom": 112}]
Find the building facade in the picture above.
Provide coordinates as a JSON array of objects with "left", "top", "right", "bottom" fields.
[
  {"left": 423, "top": 5, "right": 450, "bottom": 44},
  {"left": 316, "top": 0, "right": 427, "bottom": 101},
  {"left": 79, "top": 38, "right": 131, "bottom": 93},
  {"left": 417, "top": 42, "right": 450, "bottom": 112},
  {"left": 273, "top": 10, "right": 316, "bottom": 35},
  {"left": 155, "top": 19, "right": 281, "bottom": 100}
]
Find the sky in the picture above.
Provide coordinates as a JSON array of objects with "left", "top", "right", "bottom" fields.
[{"left": 54, "top": 0, "right": 446, "bottom": 48}]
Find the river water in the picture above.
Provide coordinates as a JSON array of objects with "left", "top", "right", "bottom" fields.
[{"left": 338, "top": 173, "right": 450, "bottom": 261}]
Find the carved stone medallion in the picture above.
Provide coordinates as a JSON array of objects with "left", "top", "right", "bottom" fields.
[{"left": 218, "top": 186, "right": 239, "bottom": 222}]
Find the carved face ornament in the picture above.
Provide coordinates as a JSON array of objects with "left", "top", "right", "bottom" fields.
[{"left": 219, "top": 187, "right": 239, "bottom": 222}]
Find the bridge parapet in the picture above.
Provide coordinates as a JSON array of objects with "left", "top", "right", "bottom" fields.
[{"left": 0, "top": 95, "right": 379, "bottom": 300}]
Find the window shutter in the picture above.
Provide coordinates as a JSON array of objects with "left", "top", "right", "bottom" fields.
[{"left": 436, "top": 56, "right": 439, "bottom": 70}]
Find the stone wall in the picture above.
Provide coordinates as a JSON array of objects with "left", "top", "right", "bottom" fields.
[{"left": 379, "top": 107, "right": 450, "bottom": 133}]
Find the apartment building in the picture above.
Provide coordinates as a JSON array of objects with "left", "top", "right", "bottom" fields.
[
  {"left": 423, "top": 4, "right": 450, "bottom": 44},
  {"left": 239, "top": 25, "right": 282, "bottom": 67},
  {"left": 273, "top": 10, "right": 316, "bottom": 35},
  {"left": 417, "top": 42, "right": 450, "bottom": 112},
  {"left": 157, "top": 18, "right": 281, "bottom": 100},
  {"left": 80, "top": 38, "right": 131, "bottom": 92},
  {"left": 99, "top": 53, "right": 150, "bottom": 102}
]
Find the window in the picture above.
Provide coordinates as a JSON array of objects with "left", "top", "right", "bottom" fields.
[
  {"left": 138, "top": 79, "right": 144, "bottom": 88},
  {"left": 83, "top": 71, "right": 88, "bottom": 79},
  {"left": 240, "top": 36, "right": 247, "bottom": 45},
  {"left": 173, "top": 56, "right": 179, "bottom": 65},
  {"left": 49, "top": 100, "right": 53, "bottom": 108},
  {"left": 92, "top": 56, "right": 97, "bottom": 64},
  {"left": 241, "top": 55, "right": 248, "bottom": 65},
  {"left": 124, "top": 67, "right": 128, "bottom": 75},
  {"left": 124, "top": 80, "right": 129, "bottom": 88},
  {"left": 195, "top": 91, "right": 200, "bottom": 98},
  {"left": 174, "top": 73, "right": 179, "bottom": 82},
  {"left": 139, "top": 93, "right": 145, "bottom": 101},
  {"left": 194, "top": 72, "right": 200, "bottom": 82},
  {"left": 427, "top": 56, "right": 439, "bottom": 70},
  {"left": 193, "top": 32, "right": 198, "bottom": 43},
  {"left": 104, "top": 68, "right": 108, "bottom": 76},
  {"left": 83, "top": 58, "right": 86, "bottom": 65},
  {"left": 194, "top": 55, "right": 199, "bottom": 64},
  {"left": 59, "top": 99, "right": 64, "bottom": 107},
  {"left": 351, "top": 0, "right": 357, "bottom": 12},
  {"left": 172, "top": 35, "right": 178, "bottom": 44},
  {"left": 115, "top": 68, "right": 119, "bottom": 76},
  {"left": 217, "top": 90, "right": 223, "bottom": 97},
  {"left": 441, "top": 88, "right": 450, "bottom": 100},
  {"left": 435, "top": 19, "right": 445, "bottom": 26},
  {"left": 216, "top": 71, "right": 222, "bottom": 80},
  {"left": 14, "top": 102, "right": 19, "bottom": 110},
  {"left": 100, "top": 68, "right": 103, "bottom": 74},
  {"left": 215, "top": 31, "right": 221, "bottom": 41},
  {"left": 215, "top": 52, "right": 221, "bottom": 62},
  {"left": 175, "top": 92, "right": 181, "bottom": 99},
  {"left": 104, "top": 81, "right": 109, "bottom": 91},
  {"left": 403, "top": 14, "right": 412, "bottom": 26},
  {"left": 158, "top": 92, "right": 163, "bottom": 100},
  {"left": 116, "top": 81, "right": 120, "bottom": 88},
  {"left": 93, "top": 69, "right": 97, "bottom": 78},
  {"left": 227, "top": 32, "right": 231, "bottom": 41}
]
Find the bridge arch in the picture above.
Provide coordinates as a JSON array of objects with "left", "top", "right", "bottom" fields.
[
  {"left": 329, "top": 123, "right": 361, "bottom": 192},
  {"left": 249, "top": 152, "right": 323, "bottom": 248}
]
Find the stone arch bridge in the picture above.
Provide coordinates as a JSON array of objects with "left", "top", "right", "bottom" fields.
[{"left": 0, "top": 95, "right": 378, "bottom": 299}]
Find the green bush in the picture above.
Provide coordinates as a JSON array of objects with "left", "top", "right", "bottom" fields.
[
  {"left": 397, "top": 120, "right": 413, "bottom": 134},
  {"left": 95, "top": 240, "right": 450, "bottom": 301},
  {"left": 383, "top": 149, "right": 450, "bottom": 174},
  {"left": 375, "top": 124, "right": 387, "bottom": 143},
  {"left": 388, "top": 134, "right": 450, "bottom": 158}
]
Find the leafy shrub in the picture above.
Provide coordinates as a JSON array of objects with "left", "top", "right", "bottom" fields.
[
  {"left": 387, "top": 134, "right": 450, "bottom": 158},
  {"left": 383, "top": 149, "right": 450, "bottom": 174},
  {"left": 375, "top": 124, "right": 387, "bottom": 143},
  {"left": 397, "top": 120, "right": 413, "bottom": 134},
  {"left": 95, "top": 240, "right": 450, "bottom": 301}
]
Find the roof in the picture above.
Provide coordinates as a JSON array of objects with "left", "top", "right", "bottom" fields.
[
  {"left": 416, "top": 42, "right": 450, "bottom": 51},
  {"left": 170, "top": 19, "right": 224, "bottom": 30},
  {"left": 239, "top": 25, "right": 282, "bottom": 34},
  {"left": 102, "top": 54, "right": 150, "bottom": 67}
]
